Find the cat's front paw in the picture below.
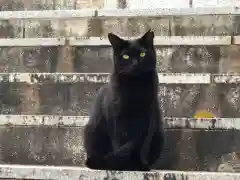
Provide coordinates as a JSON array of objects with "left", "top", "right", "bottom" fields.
[
  {"left": 85, "top": 158, "right": 101, "bottom": 169},
  {"left": 139, "top": 166, "right": 150, "bottom": 171}
]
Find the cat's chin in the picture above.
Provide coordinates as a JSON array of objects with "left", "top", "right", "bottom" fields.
[{"left": 120, "top": 69, "right": 156, "bottom": 77}]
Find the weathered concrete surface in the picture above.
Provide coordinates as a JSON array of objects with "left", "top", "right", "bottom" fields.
[
  {"left": 0, "top": 164, "right": 239, "bottom": 180},
  {"left": 0, "top": 45, "right": 222, "bottom": 73},
  {"left": 0, "top": 126, "right": 238, "bottom": 172},
  {"left": 0, "top": 46, "right": 221, "bottom": 73},
  {"left": 0, "top": 83, "right": 210, "bottom": 116},
  {"left": 74, "top": 46, "right": 220, "bottom": 73},
  {"left": 0, "top": 82, "right": 238, "bottom": 118},
  {"left": 0, "top": 43, "right": 230, "bottom": 118},
  {"left": 0, "top": 115, "right": 238, "bottom": 129},
  {"left": 0, "top": 0, "right": 239, "bottom": 174},
  {"left": 0, "top": 2, "right": 236, "bottom": 73}
]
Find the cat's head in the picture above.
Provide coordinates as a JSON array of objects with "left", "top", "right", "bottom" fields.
[{"left": 108, "top": 29, "right": 156, "bottom": 76}]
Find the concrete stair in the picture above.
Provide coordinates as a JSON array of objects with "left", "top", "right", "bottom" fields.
[
  {"left": 0, "top": 164, "right": 239, "bottom": 180},
  {"left": 0, "top": 2, "right": 238, "bottom": 179}
]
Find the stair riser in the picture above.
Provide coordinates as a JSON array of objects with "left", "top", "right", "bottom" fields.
[
  {"left": 0, "top": 83, "right": 239, "bottom": 118},
  {"left": 0, "top": 126, "right": 238, "bottom": 171},
  {"left": 0, "top": 46, "right": 229, "bottom": 73}
]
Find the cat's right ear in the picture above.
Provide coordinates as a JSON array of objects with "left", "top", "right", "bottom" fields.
[{"left": 108, "top": 33, "right": 126, "bottom": 49}]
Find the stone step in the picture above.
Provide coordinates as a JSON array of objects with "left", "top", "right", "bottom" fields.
[
  {"left": 98, "top": 7, "right": 240, "bottom": 17},
  {"left": 0, "top": 46, "right": 225, "bottom": 73},
  {"left": 0, "top": 5, "right": 238, "bottom": 38},
  {"left": 0, "top": 72, "right": 239, "bottom": 84},
  {"left": 0, "top": 115, "right": 239, "bottom": 130},
  {"left": 0, "top": 36, "right": 231, "bottom": 47},
  {"left": 1, "top": 7, "right": 240, "bottom": 20},
  {"left": 0, "top": 72, "right": 213, "bottom": 84},
  {"left": 69, "top": 36, "right": 232, "bottom": 46},
  {"left": 0, "top": 118, "right": 238, "bottom": 171},
  {"left": 0, "top": 75, "right": 236, "bottom": 117},
  {"left": 0, "top": 7, "right": 240, "bottom": 21},
  {"left": 0, "top": 164, "right": 239, "bottom": 180},
  {"left": 0, "top": 9, "right": 96, "bottom": 20}
]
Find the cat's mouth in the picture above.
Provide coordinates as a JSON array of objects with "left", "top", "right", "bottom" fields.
[
  {"left": 119, "top": 65, "right": 134, "bottom": 74},
  {"left": 118, "top": 66, "right": 155, "bottom": 76}
]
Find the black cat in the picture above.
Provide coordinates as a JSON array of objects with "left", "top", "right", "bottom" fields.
[{"left": 84, "top": 29, "right": 165, "bottom": 171}]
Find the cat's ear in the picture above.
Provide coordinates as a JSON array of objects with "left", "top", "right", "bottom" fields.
[
  {"left": 140, "top": 29, "right": 154, "bottom": 46},
  {"left": 108, "top": 33, "right": 126, "bottom": 49}
]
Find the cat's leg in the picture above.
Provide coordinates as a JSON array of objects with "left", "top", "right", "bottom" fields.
[
  {"left": 84, "top": 86, "right": 115, "bottom": 170},
  {"left": 84, "top": 124, "right": 134, "bottom": 170},
  {"left": 111, "top": 132, "right": 151, "bottom": 171},
  {"left": 104, "top": 141, "right": 134, "bottom": 159},
  {"left": 119, "top": 146, "right": 150, "bottom": 171},
  {"left": 146, "top": 128, "right": 165, "bottom": 169},
  {"left": 127, "top": 129, "right": 165, "bottom": 171},
  {"left": 103, "top": 141, "right": 135, "bottom": 170},
  {"left": 84, "top": 123, "right": 113, "bottom": 170}
]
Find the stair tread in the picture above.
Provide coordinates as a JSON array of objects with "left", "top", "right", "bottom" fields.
[{"left": 0, "top": 164, "right": 239, "bottom": 180}]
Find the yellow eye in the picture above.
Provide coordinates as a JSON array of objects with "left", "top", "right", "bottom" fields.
[
  {"left": 122, "top": 54, "right": 129, "bottom": 59},
  {"left": 140, "top": 52, "right": 145, "bottom": 57}
]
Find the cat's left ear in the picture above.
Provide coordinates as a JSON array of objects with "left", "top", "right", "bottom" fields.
[
  {"left": 108, "top": 33, "right": 127, "bottom": 50},
  {"left": 140, "top": 29, "right": 154, "bottom": 46}
]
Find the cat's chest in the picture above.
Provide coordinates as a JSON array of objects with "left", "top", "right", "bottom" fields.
[
  {"left": 120, "top": 83, "right": 154, "bottom": 101},
  {"left": 115, "top": 73, "right": 157, "bottom": 101},
  {"left": 114, "top": 115, "right": 151, "bottom": 143},
  {"left": 120, "top": 89, "right": 154, "bottom": 115}
]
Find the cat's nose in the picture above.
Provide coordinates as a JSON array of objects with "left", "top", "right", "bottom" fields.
[{"left": 132, "top": 59, "right": 138, "bottom": 66}]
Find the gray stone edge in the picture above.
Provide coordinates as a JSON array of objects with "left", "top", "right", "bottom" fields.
[
  {"left": 0, "top": 72, "right": 240, "bottom": 84},
  {"left": 1, "top": 115, "right": 240, "bottom": 130},
  {"left": 0, "top": 164, "right": 239, "bottom": 180}
]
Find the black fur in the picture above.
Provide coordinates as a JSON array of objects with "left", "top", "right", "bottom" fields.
[{"left": 83, "top": 29, "right": 165, "bottom": 171}]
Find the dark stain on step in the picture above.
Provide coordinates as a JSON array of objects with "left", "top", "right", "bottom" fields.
[{"left": 164, "top": 173, "right": 188, "bottom": 180}]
